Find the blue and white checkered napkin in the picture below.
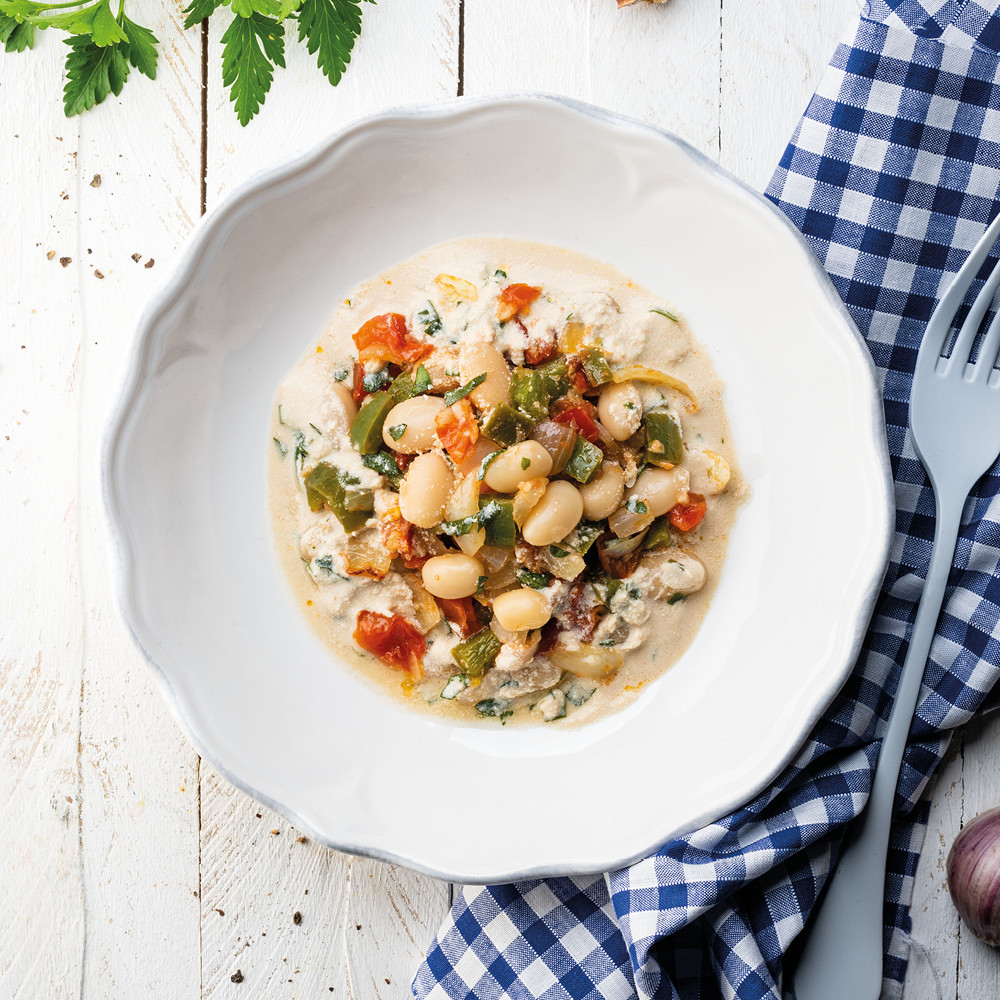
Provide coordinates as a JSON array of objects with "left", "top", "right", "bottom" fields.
[{"left": 413, "top": 5, "right": 1000, "bottom": 998}]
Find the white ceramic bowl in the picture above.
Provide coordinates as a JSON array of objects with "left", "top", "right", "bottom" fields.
[{"left": 105, "top": 96, "right": 893, "bottom": 882}]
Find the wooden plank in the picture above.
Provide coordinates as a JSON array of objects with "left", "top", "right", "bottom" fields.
[
  {"left": 0, "top": 37, "right": 86, "bottom": 998},
  {"left": 199, "top": 766, "right": 449, "bottom": 998},
  {"left": 903, "top": 739, "right": 962, "bottom": 1000},
  {"left": 0, "top": 1, "right": 205, "bottom": 996},
  {"left": 205, "top": 0, "right": 461, "bottom": 198},
  {"left": 71, "top": 0, "right": 206, "bottom": 993},
  {"left": 464, "top": 0, "right": 722, "bottom": 158},
  {"left": 956, "top": 713, "right": 1000, "bottom": 999},
  {"left": 200, "top": 4, "right": 459, "bottom": 996},
  {"left": 720, "top": 0, "right": 863, "bottom": 188}
]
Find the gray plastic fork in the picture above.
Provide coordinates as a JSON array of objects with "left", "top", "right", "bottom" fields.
[{"left": 793, "top": 210, "right": 1000, "bottom": 1000}]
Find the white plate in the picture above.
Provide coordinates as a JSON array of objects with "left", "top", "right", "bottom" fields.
[{"left": 104, "top": 96, "right": 893, "bottom": 883}]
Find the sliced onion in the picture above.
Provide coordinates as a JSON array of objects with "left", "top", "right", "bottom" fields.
[
  {"left": 530, "top": 420, "right": 577, "bottom": 474},
  {"left": 548, "top": 643, "right": 622, "bottom": 679},
  {"left": 401, "top": 576, "right": 443, "bottom": 633},
  {"left": 447, "top": 471, "right": 485, "bottom": 555},
  {"left": 613, "top": 365, "right": 698, "bottom": 411},
  {"left": 344, "top": 531, "right": 392, "bottom": 579},
  {"left": 513, "top": 478, "right": 548, "bottom": 527},
  {"left": 537, "top": 547, "right": 586, "bottom": 581},
  {"left": 478, "top": 545, "right": 512, "bottom": 574},
  {"left": 607, "top": 505, "right": 655, "bottom": 539}
]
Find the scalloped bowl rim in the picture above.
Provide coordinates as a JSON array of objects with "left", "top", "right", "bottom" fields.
[{"left": 103, "top": 94, "right": 894, "bottom": 883}]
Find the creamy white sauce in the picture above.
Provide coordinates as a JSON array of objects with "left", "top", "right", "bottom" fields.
[{"left": 268, "top": 237, "right": 745, "bottom": 727}]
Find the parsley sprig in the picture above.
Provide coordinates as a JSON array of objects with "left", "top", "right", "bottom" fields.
[{"left": 0, "top": 0, "right": 373, "bottom": 124}]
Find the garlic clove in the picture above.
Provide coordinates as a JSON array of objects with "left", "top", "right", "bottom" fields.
[{"left": 946, "top": 805, "right": 1000, "bottom": 947}]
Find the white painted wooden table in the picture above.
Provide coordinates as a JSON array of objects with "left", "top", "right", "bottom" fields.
[{"left": 3, "top": 1, "right": 999, "bottom": 997}]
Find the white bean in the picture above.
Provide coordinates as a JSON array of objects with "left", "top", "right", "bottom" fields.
[
  {"left": 492, "top": 588, "right": 551, "bottom": 631},
  {"left": 579, "top": 462, "right": 625, "bottom": 520},
  {"left": 460, "top": 342, "right": 510, "bottom": 410},
  {"left": 382, "top": 395, "right": 446, "bottom": 453},
  {"left": 484, "top": 441, "right": 553, "bottom": 493},
  {"left": 521, "top": 480, "right": 584, "bottom": 546},
  {"left": 399, "top": 452, "right": 453, "bottom": 528},
  {"left": 625, "top": 467, "right": 689, "bottom": 518},
  {"left": 329, "top": 382, "right": 358, "bottom": 424},
  {"left": 597, "top": 381, "right": 643, "bottom": 441},
  {"left": 422, "top": 553, "right": 485, "bottom": 599}
]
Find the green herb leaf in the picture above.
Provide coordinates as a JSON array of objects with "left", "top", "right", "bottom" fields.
[
  {"left": 476, "top": 575, "right": 486, "bottom": 595},
  {"left": 231, "top": 0, "right": 282, "bottom": 17},
  {"left": 295, "top": 0, "right": 370, "bottom": 88},
  {"left": 516, "top": 568, "right": 549, "bottom": 590},
  {"left": 25, "top": 0, "right": 127, "bottom": 44},
  {"left": 667, "top": 593, "right": 686, "bottom": 605},
  {"left": 415, "top": 301, "right": 441, "bottom": 337},
  {"left": 520, "top": 457, "right": 531, "bottom": 470},
  {"left": 413, "top": 364, "right": 431, "bottom": 394},
  {"left": 361, "top": 368, "right": 390, "bottom": 392},
  {"left": 221, "top": 11, "right": 284, "bottom": 126},
  {"left": 273, "top": 437, "right": 288, "bottom": 457},
  {"left": 444, "top": 372, "right": 486, "bottom": 406},
  {"left": 494, "top": 269, "right": 507, "bottom": 279},
  {"left": 388, "top": 423, "right": 406, "bottom": 442},
  {"left": 0, "top": 12, "right": 34, "bottom": 51},
  {"left": 625, "top": 497, "right": 648, "bottom": 515},
  {"left": 361, "top": 450, "right": 402, "bottom": 485},
  {"left": 332, "top": 365, "right": 349, "bottom": 382},
  {"left": 650, "top": 306, "right": 679, "bottom": 322},
  {"left": 182, "top": 0, "right": 225, "bottom": 30},
  {"left": 63, "top": 34, "right": 129, "bottom": 117},
  {"left": 549, "top": 545, "right": 569, "bottom": 558},
  {"left": 120, "top": 14, "right": 158, "bottom": 78}
]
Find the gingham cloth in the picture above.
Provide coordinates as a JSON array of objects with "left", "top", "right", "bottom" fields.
[{"left": 413, "top": 4, "right": 1000, "bottom": 998}]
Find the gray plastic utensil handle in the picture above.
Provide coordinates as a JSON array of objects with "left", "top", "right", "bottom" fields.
[{"left": 792, "top": 489, "right": 965, "bottom": 1000}]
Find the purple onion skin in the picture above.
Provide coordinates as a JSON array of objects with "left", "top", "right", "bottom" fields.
[{"left": 947, "top": 806, "right": 1000, "bottom": 947}]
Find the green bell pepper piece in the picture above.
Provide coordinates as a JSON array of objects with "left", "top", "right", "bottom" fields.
[
  {"left": 580, "top": 347, "right": 613, "bottom": 387},
  {"left": 533, "top": 357, "right": 569, "bottom": 398},
  {"left": 563, "top": 437, "right": 604, "bottom": 484},
  {"left": 481, "top": 403, "right": 534, "bottom": 447},
  {"left": 452, "top": 629, "right": 502, "bottom": 678},
  {"left": 479, "top": 497, "right": 516, "bottom": 548},
  {"left": 304, "top": 463, "right": 373, "bottom": 533},
  {"left": 644, "top": 516, "right": 674, "bottom": 550},
  {"left": 350, "top": 391, "right": 395, "bottom": 455},
  {"left": 644, "top": 409, "right": 683, "bottom": 467},
  {"left": 510, "top": 369, "right": 550, "bottom": 422}
]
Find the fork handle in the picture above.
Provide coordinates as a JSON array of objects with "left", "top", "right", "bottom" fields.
[{"left": 792, "top": 488, "right": 965, "bottom": 1000}]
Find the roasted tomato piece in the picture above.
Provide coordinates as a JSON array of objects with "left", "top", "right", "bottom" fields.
[
  {"left": 553, "top": 405, "right": 601, "bottom": 444},
  {"left": 353, "top": 611, "right": 426, "bottom": 674},
  {"left": 566, "top": 357, "right": 594, "bottom": 395},
  {"left": 435, "top": 398, "right": 480, "bottom": 464},
  {"left": 669, "top": 493, "right": 707, "bottom": 532},
  {"left": 524, "top": 328, "right": 557, "bottom": 366},
  {"left": 596, "top": 532, "right": 645, "bottom": 580},
  {"left": 436, "top": 597, "right": 480, "bottom": 638},
  {"left": 352, "top": 313, "right": 433, "bottom": 366},
  {"left": 497, "top": 283, "right": 542, "bottom": 322},
  {"left": 379, "top": 509, "right": 413, "bottom": 560},
  {"left": 351, "top": 361, "right": 369, "bottom": 404}
]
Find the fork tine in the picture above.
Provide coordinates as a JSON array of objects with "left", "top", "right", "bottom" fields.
[
  {"left": 917, "top": 208, "right": 1000, "bottom": 371},
  {"left": 944, "top": 259, "right": 1000, "bottom": 371},
  {"left": 972, "top": 308, "right": 1000, "bottom": 383}
]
